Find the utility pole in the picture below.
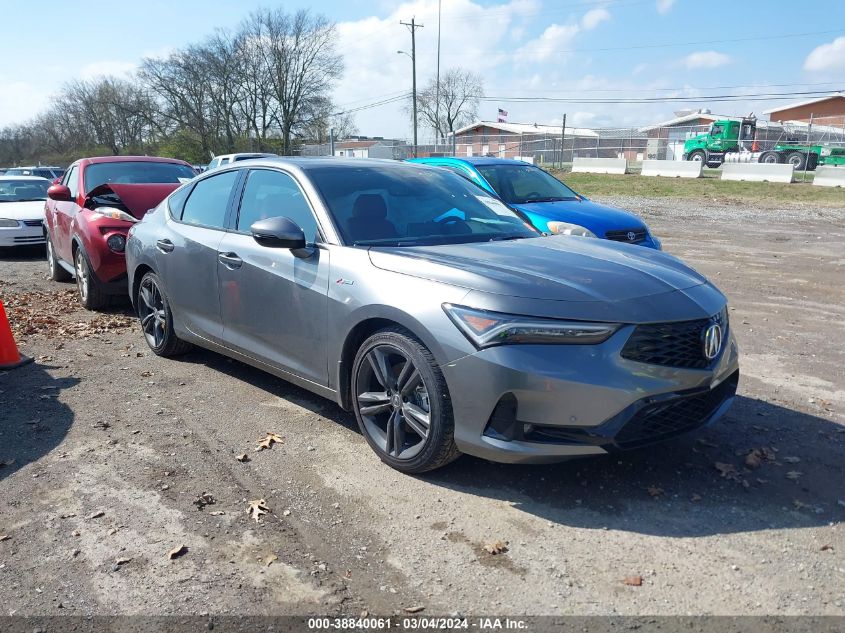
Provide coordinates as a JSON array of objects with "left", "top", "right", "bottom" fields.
[
  {"left": 329, "top": 127, "right": 335, "bottom": 157},
  {"left": 400, "top": 17, "right": 423, "bottom": 158},
  {"left": 435, "top": 0, "right": 442, "bottom": 151},
  {"left": 560, "top": 114, "right": 567, "bottom": 167}
]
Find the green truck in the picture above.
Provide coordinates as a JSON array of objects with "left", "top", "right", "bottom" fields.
[{"left": 682, "top": 116, "right": 845, "bottom": 170}]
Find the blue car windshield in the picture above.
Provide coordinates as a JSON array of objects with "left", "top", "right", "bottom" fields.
[
  {"left": 307, "top": 164, "right": 540, "bottom": 247},
  {"left": 475, "top": 164, "right": 579, "bottom": 204}
]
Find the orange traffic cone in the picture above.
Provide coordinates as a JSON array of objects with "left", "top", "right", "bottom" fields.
[{"left": 0, "top": 300, "right": 32, "bottom": 370}]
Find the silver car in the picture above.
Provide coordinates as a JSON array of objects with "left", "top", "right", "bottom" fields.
[{"left": 126, "top": 158, "right": 738, "bottom": 473}]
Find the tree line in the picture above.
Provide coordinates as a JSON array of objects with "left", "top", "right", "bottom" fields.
[{"left": 0, "top": 8, "right": 348, "bottom": 166}]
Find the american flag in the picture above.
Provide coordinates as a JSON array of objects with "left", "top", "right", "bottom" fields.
[{"left": 497, "top": 108, "right": 508, "bottom": 123}]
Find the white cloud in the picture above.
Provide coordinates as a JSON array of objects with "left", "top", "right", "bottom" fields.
[
  {"left": 80, "top": 60, "right": 137, "bottom": 80},
  {"left": 682, "top": 51, "right": 731, "bottom": 69},
  {"left": 656, "top": 0, "right": 675, "bottom": 14},
  {"left": 804, "top": 37, "right": 845, "bottom": 72},
  {"left": 581, "top": 7, "right": 610, "bottom": 30},
  {"left": 515, "top": 23, "right": 580, "bottom": 62}
]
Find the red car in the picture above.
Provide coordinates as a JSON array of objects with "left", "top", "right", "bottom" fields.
[{"left": 44, "top": 156, "right": 196, "bottom": 309}]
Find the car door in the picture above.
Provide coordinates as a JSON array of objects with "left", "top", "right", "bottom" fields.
[
  {"left": 52, "top": 164, "right": 80, "bottom": 262},
  {"left": 216, "top": 167, "right": 330, "bottom": 387},
  {"left": 158, "top": 168, "right": 241, "bottom": 345}
]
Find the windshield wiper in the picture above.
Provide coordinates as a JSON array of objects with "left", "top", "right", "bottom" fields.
[
  {"left": 519, "top": 196, "right": 576, "bottom": 203},
  {"left": 353, "top": 239, "right": 421, "bottom": 247},
  {"left": 488, "top": 234, "right": 529, "bottom": 242}
]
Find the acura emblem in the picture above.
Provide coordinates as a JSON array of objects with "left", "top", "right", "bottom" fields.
[
  {"left": 626, "top": 231, "right": 637, "bottom": 241},
  {"left": 702, "top": 323, "right": 723, "bottom": 360}
]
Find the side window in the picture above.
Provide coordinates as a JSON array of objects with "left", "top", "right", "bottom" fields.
[
  {"left": 64, "top": 166, "right": 79, "bottom": 198},
  {"left": 181, "top": 170, "right": 239, "bottom": 229},
  {"left": 237, "top": 169, "right": 318, "bottom": 241},
  {"left": 220, "top": 158, "right": 230, "bottom": 165},
  {"left": 167, "top": 183, "right": 194, "bottom": 220}
]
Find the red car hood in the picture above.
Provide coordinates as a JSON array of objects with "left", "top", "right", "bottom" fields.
[{"left": 86, "top": 183, "right": 181, "bottom": 219}]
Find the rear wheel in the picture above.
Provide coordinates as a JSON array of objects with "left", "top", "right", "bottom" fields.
[
  {"left": 351, "top": 328, "right": 460, "bottom": 474},
  {"left": 759, "top": 151, "right": 781, "bottom": 164},
  {"left": 46, "top": 233, "right": 71, "bottom": 282},
  {"left": 786, "top": 152, "right": 807, "bottom": 170},
  {"left": 74, "top": 246, "right": 109, "bottom": 310},
  {"left": 137, "top": 271, "right": 193, "bottom": 357}
]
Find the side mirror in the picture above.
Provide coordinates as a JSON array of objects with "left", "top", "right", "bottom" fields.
[
  {"left": 47, "top": 184, "right": 73, "bottom": 202},
  {"left": 250, "top": 216, "right": 306, "bottom": 250}
]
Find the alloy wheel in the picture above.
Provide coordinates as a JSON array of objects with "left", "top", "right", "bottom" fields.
[
  {"left": 138, "top": 276, "right": 167, "bottom": 349},
  {"left": 75, "top": 250, "right": 88, "bottom": 302},
  {"left": 355, "top": 345, "right": 431, "bottom": 460}
]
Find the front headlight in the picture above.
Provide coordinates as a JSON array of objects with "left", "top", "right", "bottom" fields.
[
  {"left": 0, "top": 218, "right": 19, "bottom": 227},
  {"left": 443, "top": 304, "right": 620, "bottom": 348},
  {"left": 91, "top": 207, "right": 137, "bottom": 223},
  {"left": 546, "top": 221, "right": 596, "bottom": 237}
]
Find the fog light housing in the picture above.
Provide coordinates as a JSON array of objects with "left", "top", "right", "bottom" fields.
[{"left": 107, "top": 234, "right": 126, "bottom": 253}]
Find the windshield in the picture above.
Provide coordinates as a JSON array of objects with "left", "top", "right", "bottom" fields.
[
  {"left": 0, "top": 179, "right": 50, "bottom": 202},
  {"left": 307, "top": 164, "right": 540, "bottom": 246},
  {"left": 475, "top": 164, "right": 579, "bottom": 204},
  {"left": 84, "top": 161, "right": 196, "bottom": 193}
]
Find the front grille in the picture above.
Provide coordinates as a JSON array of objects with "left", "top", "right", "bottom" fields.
[
  {"left": 621, "top": 311, "right": 727, "bottom": 369},
  {"left": 614, "top": 371, "right": 738, "bottom": 449},
  {"left": 23, "top": 219, "right": 43, "bottom": 227},
  {"left": 605, "top": 228, "right": 647, "bottom": 243},
  {"left": 13, "top": 235, "right": 45, "bottom": 243}
]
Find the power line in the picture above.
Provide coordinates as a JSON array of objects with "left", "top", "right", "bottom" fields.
[{"left": 477, "top": 89, "right": 840, "bottom": 104}]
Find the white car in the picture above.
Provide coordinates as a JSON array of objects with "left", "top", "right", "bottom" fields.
[
  {"left": 206, "top": 153, "right": 277, "bottom": 170},
  {"left": 0, "top": 176, "right": 50, "bottom": 247}
]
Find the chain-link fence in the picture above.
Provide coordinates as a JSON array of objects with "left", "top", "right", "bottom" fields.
[{"left": 299, "top": 116, "right": 845, "bottom": 166}]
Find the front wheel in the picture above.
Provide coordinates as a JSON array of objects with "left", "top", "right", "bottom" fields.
[
  {"left": 688, "top": 150, "right": 706, "bottom": 163},
  {"left": 351, "top": 328, "right": 460, "bottom": 474},
  {"left": 137, "top": 271, "right": 193, "bottom": 357}
]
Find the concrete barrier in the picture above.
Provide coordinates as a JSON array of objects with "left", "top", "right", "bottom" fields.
[
  {"left": 640, "top": 160, "right": 703, "bottom": 178},
  {"left": 812, "top": 166, "right": 845, "bottom": 188},
  {"left": 571, "top": 157, "right": 627, "bottom": 175},
  {"left": 720, "top": 163, "right": 794, "bottom": 183}
]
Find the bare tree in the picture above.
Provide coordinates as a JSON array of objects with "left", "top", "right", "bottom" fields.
[{"left": 417, "top": 68, "right": 484, "bottom": 140}]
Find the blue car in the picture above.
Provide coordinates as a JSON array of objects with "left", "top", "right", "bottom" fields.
[{"left": 409, "top": 157, "right": 661, "bottom": 250}]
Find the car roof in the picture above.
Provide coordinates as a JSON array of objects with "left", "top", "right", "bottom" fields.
[
  {"left": 0, "top": 175, "right": 51, "bottom": 181},
  {"left": 74, "top": 156, "right": 193, "bottom": 167}
]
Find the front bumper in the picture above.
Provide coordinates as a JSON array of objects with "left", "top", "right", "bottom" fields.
[
  {"left": 0, "top": 221, "right": 45, "bottom": 247},
  {"left": 441, "top": 326, "right": 739, "bottom": 464}
]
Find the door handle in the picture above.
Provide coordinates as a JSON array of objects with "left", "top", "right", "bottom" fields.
[
  {"left": 218, "top": 252, "right": 242, "bottom": 269},
  {"left": 156, "top": 239, "right": 175, "bottom": 253}
]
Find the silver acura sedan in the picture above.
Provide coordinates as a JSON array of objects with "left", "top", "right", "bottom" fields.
[{"left": 126, "top": 158, "right": 738, "bottom": 473}]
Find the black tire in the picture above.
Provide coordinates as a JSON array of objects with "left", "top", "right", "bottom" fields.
[
  {"left": 351, "top": 327, "right": 460, "bottom": 474},
  {"left": 806, "top": 152, "right": 819, "bottom": 171},
  {"left": 687, "top": 150, "right": 706, "bottom": 164},
  {"left": 73, "top": 245, "right": 110, "bottom": 310},
  {"left": 136, "top": 271, "right": 193, "bottom": 357},
  {"left": 786, "top": 152, "right": 806, "bottom": 170},
  {"left": 759, "top": 151, "right": 781, "bottom": 164},
  {"left": 46, "top": 232, "right": 71, "bottom": 282}
]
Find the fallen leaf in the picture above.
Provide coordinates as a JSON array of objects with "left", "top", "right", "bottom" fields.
[
  {"left": 623, "top": 575, "right": 643, "bottom": 586},
  {"left": 714, "top": 462, "right": 738, "bottom": 479},
  {"left": 140, "top": 370, "right": 153, "bottom": 377},
  {"left": 646, "top": 486, "right": 664, "bottom": 498},
  {"left": 483, "top": 540, "right": 509, "bottom": 555},
  {"left": 193, "top": 493, "right": 215, "bottom": 509},
  {"left": 820, "top": 545, "right": 833, "bottom": 551},
  {"left": 690, "top": 494, "right": 702, "bottom": 502},
  {"left": 107, "top": 528, "right": 118, "bottom": 536},
  {"left": 255, "top": 433, "right": 284, "bottom": 451},
  {"left": 236, "top": 453, "right": 250, "bottom": 462},
  {"left": 209, "top": 510, "right": 225, "bottom": 516},
  {"left": 745, "top": 450, "right": 763, "bottom": 470},
  {"left": 265, "top": 554, "right": 278, "bottom": 566},
  {"left": 404, "top": 606, "right": 425, "bottom": 614},
  {"left": 87, "top": 510, "right": 105, "bottom": 520},
  {"left": 785, "top": 471, "right": 803, "bottom": 480},
  {"left": 0, "top": 534, "right": 9, "bottom": 542},
  {"left": 247, "top": 499, "right": 270, "bottom": 522},
  {"left": 115, "top": 557, "right": 132, "bottom": 566},
  {"left": 167, "top": 544, "right": 188, "bottom": 560}
]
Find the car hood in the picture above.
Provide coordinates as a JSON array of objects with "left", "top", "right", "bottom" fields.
[
  {"left": 86, "top": 183, "right": 181, "bottom": 219},
  {"left": 512, "top": 198, "right": 645, "bottom": 232},
  {"left": 369, "top": 235, "right": 707, "bottom": 303},
  {"left": 0, "top": 200, "right": 46, "bottom": 220}
]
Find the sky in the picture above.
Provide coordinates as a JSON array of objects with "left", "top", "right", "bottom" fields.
[{"left": 2, "top": 0, "right": 844, "bottom": 138}]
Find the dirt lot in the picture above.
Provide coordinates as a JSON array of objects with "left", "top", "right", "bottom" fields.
[{"left": 1, "top": 195, "right": 843, "bottom": 618}]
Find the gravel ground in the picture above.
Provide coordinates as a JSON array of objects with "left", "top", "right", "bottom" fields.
[{"left": 0, "top": 195, "right": 843, "bottom": 617}]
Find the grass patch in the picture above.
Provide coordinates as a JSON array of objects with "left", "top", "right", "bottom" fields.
[{"left": 550, "top": 169, "right": 845, "bottom": 207}]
